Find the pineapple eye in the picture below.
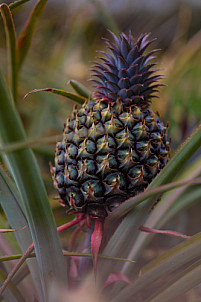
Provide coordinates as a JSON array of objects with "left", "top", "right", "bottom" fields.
[
  {"left": 55, "top": 165, "right": 64, "bottom": 173},
  {"left": 56, "top": 153, "right": 65, "bottom": 165},
  {"left": 97, "top": 135, "right": 116, "bottom": 154},
  {"left": 119, "top": 111, "right": 135, "bottom": 128},
  {"left": 77, "top": 139, "right": 95, "bottom": 159},
  {"left": 117, "top": 148, "right": 138, "bottom": 163},
  {"left": 78, "top": 126, "right": 88, "bottom": 139},
  {"left": 132, "top": 122, "right": 148, "bottom": 140},
  {"left": 66, "top": 144, "right": 78, "bottom": 159},
  {"left": 85, "top": 115, "right": 94, "bottom": 128},
  {"left": 82, "top": 180, "right": 104, "bottom": 198},
  {"left": 85, "top": 160, "right": 97, "bottom": 174},
  {"left": 116, "top": 128, "right": 135, "bottom": 148},
  {"left": 56, "top": 141, "right": 65, "bottom": 150},
  {"left": 150, "top": 132, "right": 162, "bottom": 143},
  {"left": 85, "top": 139, "right": 96, "bottom": 154},
  {"left": 77, "top": 159, "right": 97, "bottom": 175},
  {"left": 93, "top": 111, "right": 101, "bottom": 120},
  {"left": 55, "top": 173, "right": 64, "bottom": 188},
  {"left": 96, "top": 154, "right": 118, "bottom": 171},
  {"left": 136, "top": 141, "right": 149, "bottom": 152},
  {"left": 67, "top": 165, "right": 78, "bottom": 180},
  {"left": 104, "top": 172, "right": 127, "bottom": 190},
  {"left": 160, "top": 145, "right": 170, "bottom": 158},
  {"left": 66, "top": 187, "right": 84, "bottom": 207},
  {"left": 101, "top": 107, "right": 112, "bottom": 123},
  {"left": 146, "top": 155, "right": 158, "bottom": 167},
  {"left": 78, "top": 115, "right": 87, "bottom": 125},
  {"left": 128, "top": 165, "right": 143, "bottom": 179},
  {"left": 132, "top": 106, "right": 144, "bottom": 120}
]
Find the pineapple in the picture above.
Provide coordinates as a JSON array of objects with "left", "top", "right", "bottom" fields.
[{"left": 52, "top": 31, "right": 170, "bottom": 219}]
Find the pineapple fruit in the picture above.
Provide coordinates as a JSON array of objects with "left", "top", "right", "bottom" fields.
[{"left": 52, "top": 31, "right": 170, "bottom": 219}]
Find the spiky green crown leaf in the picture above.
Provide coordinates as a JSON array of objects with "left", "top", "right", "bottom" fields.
[{"left": 92, "top": 31, "right": 162, "bottom": 107}]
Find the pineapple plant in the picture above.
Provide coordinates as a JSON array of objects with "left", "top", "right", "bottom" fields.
[
  {"left": 51, "top": 31, "right": 170, "bottom": 219},
  {"left": 1, "top": 0, "right": 201, "bottom": 299}
]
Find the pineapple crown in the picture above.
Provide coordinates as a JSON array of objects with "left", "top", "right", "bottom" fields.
[{"left": 92, "top": 31, "right": 163, "bottom": 108}]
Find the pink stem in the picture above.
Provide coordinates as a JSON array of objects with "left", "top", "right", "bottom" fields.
[
  {"left": 139, "top": 225, "right": 191, "bottom": 239},
  {"left": 0, "top": 243, "right": 34, "bottom": 296},
  {"left": 91, "top": 218, "right": 104, "bottom": 281},
  {"left": 57, "top": 214, "right": 85, "bottom": 233}
]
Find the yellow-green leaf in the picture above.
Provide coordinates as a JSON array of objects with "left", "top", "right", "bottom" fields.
[{"left": 24, "top": 88, "right": 85, "bottom": 104}]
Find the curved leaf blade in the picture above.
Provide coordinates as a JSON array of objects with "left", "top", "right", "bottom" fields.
[
  {"left": 0, "top": 252, "right": 136, "bottom": 264},
  {"left": 0, "top": 244, "right": 34, "bottom": 297},
  {"left": 111, "top": 232, "right": 201, "bottom": 302},
  {"left": 69, "top": 80, "right": 90, "bottom": 98},
  {"left": 0, "top": 134, "right": 63, "bottom": 153},
  {"left": 24, "top": 88, "right": 85, "bottom": 104},
  {"left": 0, "top": 71, "right": 67, "bottom": 300},
  {"left": 0, "top": 4, "right": 18, "bottom": 101},
  {"left": 0, "top": 164, "right": 43, "bottom": 299},
  {"left": 18, "top": 0, "right": 48, "bottom": 67},
  {"left": 138, "top": 225, "right": 191, "bottom": 239},
  {"left": 9, "top": 0, "right": 31, "bottom": 12},
  {"left": 147, "top": 260, "right": 201, "bottom": 302},
  {"left": 0, "top": 269, "right": 26, "bottom": 302}
]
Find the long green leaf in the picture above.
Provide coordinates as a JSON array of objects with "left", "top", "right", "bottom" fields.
[
  {"left": 0, "top": 252, "right": 135, "bottom": 264},
  {"left": 111, "top": 232, "right": 201, "bottom": 302},
  {"left": 0, "top": 4, "right": 18, "bottom": 101},
  {"left": 0, "top": 71, "right": 67, "bottom": 300},
  {"left": 18, "top": 0, "right": 48, "bottom": 67},
  {"left": 0, "top": 134, "right": 63, "bottom": 153},
  {"left": 25, "top": 88, "right": 85, "bottom": 104},
  {"left": 0, "top": 164, "right": 43, "bottom": 299},
  {"left": 69, "top": 80, "right": 90, "bottom": 98},
  {"left": 0, "top": 269, "right": 26, "bottom": 302},
  {"left": 147, "top": 260, "right": 201, "bottom": 302},
  {"left": 9, "top": 0, "right": 31, "bottom": 11},
  {"left": 0, "top": 243, "right": 34, "bottom": 298}
]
